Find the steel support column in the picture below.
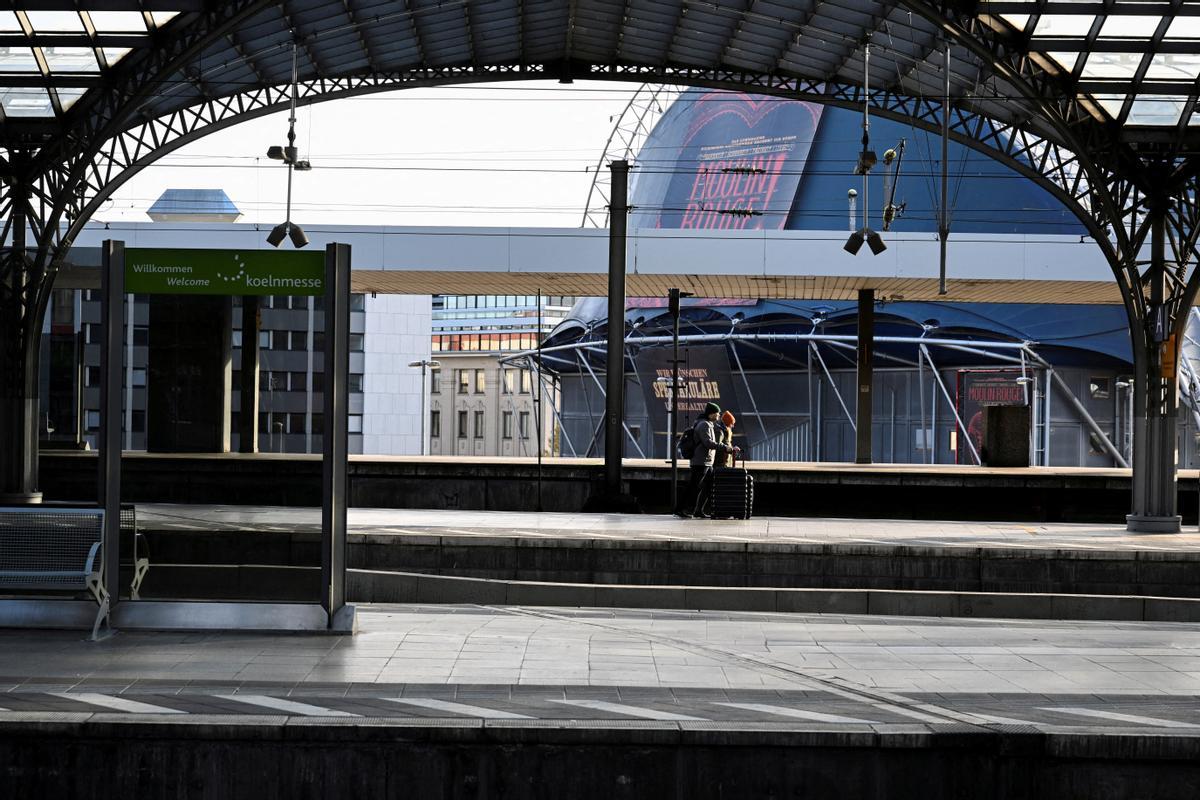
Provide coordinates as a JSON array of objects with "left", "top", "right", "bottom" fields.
[
  {"left": 0, "top": 172, "right": 40, "bottom": 504},
  {"left": 603, "top": 160, "right": 629, "bottom": 497},
  {"left": 99, "top": 240, "right": 124, "bottom": 606},
  {"left": 321, "top": 243, "right": 351, "bottom": 626},
  {"left": 1128, "top": 204, "right": 1182, "bottom": 532},
  {"left": 856, "top": 289, "right": 874, "bottom": 463}
]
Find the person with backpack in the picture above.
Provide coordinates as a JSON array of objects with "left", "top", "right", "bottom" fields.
[{"left": 675, "top": 401, "right": 737, "bottom": 518}]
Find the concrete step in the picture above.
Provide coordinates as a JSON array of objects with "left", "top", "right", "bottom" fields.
[
  {"left": 135, "top": 527, "right": 1200, "bottom": 598},
  {"left": 347, "top": 569, "right": 1200, "bottom": 622}
]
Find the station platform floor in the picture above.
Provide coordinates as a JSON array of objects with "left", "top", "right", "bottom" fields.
[
  {"left": 1, "top": 604, "right": 1198, "bottom": 732},
  {"left": 138, "top": 504, "right": 1200, "bottom": 552}
]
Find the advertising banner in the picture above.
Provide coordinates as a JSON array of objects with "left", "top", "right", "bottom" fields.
[
  {"left": 637, "top": 345, "right": 736, "bottom": 451},
  {"left": 956, "top": 369, "right": 1028, "bottom": 463},
  {"left": 125, "top": 248, "right": 325, "bottom": 295},
  {"left": 629, "top": 89, "right": 823, "bottom": 231}
]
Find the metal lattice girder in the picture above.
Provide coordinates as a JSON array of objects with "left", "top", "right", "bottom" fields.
[{"left": 3, "top": 0, "right": 1200, "bottom": 521}]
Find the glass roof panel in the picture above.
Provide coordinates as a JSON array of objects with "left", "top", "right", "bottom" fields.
[
  {"left": 102, "top": 47, "right": 131, "bottom": 67},
  {"left": 1, "top": 87, "right": 53, "bottom": 117},
  {"left": 86, "top": 12, "right": 147, "bottom": 34},
  {"left": 0, "top": 47, "right": 40, "bottom": 73},
  {"left": 1044, "top": 51, "right": 1081, "bottom": 72},
  {"left": 0, "top": 12, "right": 22, "bottom": 32},
  {"left": 1098, "top": 16, "right": 1161, "bottom": 39},
  {"left": 1144, "top": 54, "right": 1200, "bottom": 81},
  {"left": 1091, "top": 94, "right": 1126, "bottom": 120},
  {"left": 150, "top": 12, "right": 179, "bottom": 29},
  {"left": 1079, "top": 52, "right": 1143, "bottom": 79},
  {"left": 55, "top": 86, "right": 86, "bottom": 112},
  {"left": 1000, "top": 14, "right": 1030, "bottom": 32},
  {"left": 41, "top": 47, "right": 99, "bottom": 73},
  {"left": 1166, "top": 17, "right": 1200, "bottom": 40},
  {"left": 1125, "top": 95, "right": 1188, "bottom": 126},
  {"left": 24, "top": 11, "right": 83, "bottom": 33},
  {"left": 1032, "top": 15, "right": 1095, "bottom": 38}
]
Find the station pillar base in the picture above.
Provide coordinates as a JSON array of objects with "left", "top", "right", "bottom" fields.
[{"left": 1126, "top": 514, "right": 1182, "bottom": 533}]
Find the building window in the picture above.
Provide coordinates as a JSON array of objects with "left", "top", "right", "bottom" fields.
[
  {"left": 520, "top": 370, "right": 532, "bottom": 394},
  {"left": 85, "top": 366, "right": 100, "bottom": 387},
  {"left": 430, "top": 410, "right": 441, "bottom": 439},
  {"left": 430, "top": 369, "right": 441, "bottom": 394},
  {"left": 288, "top": 413, "right": 306, "bottom": 434},
  {"left": 348, "top": 373, "right": 364, "bottom": 393},
  {"left": 1090, "top": 377, "right": 1110, "bottom": 400},
  {"left": 131, "top": 368, "right": 146, "bottom": 387},
  {"left": 349, "top": 333, "right": 365, "bottom": 352},
  {"left": 473, "top": 410, "right": 485, "bottom": 439},
  {"left": 502, "top": 411, "right": 513, "bottom": 439},
  {"left": 86, "top": 410, "right": 100, "bottom": 430},
  {"left": 258, "top": 331, "right": 271, "bottom": 349},
  {"left": 289, "top": 331, "right": 307, "bottom": 351},
  {"left": 474, "top": 369, "right": 486, "bottom": 394},
  {"left": 519, "top": 411, "right": 530, "bottom": 439},
  {"left": 503, "top": 369, "right": 515, "bottom": 394},
  {"left": 311, "top": 414, "right": 324, "bottom": 435},
  {"left": 457, "top": 410, "right": 468, "bottom": 439},
  {"left": 458, "top": 369, "right": 470, "bottom": 394},
  {"left": 132, "top": 326, "right": 149, "bottom": 346},
  {"left": 312, "top": 372, "right": 324, "bottom": 393},
  {"left": 350, "top": 293, "right": 366, "bottom": 312},
  {"left": 348, "top": 415, "right": 363, "bottom": 434}
]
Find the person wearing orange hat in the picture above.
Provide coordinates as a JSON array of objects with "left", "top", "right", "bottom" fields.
[{"left": 714, "top": 410, "right": 737, "bottom": 469}]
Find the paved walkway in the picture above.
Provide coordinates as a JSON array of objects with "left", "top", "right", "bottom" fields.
[
  {"left": 2, "top": 606, "right": 1198, "bottom": 732},
  {"left": 138, "top": 504, "right": 1200, "bottom": 551}
]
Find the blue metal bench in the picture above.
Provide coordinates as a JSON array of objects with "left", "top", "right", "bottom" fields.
[{"left": 0, "top": 507, "right": 110, "bottom": 639}]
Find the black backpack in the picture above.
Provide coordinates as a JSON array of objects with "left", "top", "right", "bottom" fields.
[{"left": 677, "top": 425, "right": 698, "bottom": 459}]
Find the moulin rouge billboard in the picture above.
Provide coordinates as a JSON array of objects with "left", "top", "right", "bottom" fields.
[{"left": 629, "top": 89, "right": 824, "bottom": 231}]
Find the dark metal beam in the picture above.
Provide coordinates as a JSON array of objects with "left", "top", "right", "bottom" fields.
[
  {"left": 604, "top": 160, "right": 629, "bottom": 497},
  {"left": 99, "top": 240, "right": 123, "bottom": 606},
  {"left": 321, "top": 242, "right": 350, "bottom": 626},
  {"left": 855, "top": 288, "right": 874, "bottom": 465}
]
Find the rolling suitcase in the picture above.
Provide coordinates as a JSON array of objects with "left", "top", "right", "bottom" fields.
[{"left": 710, "top": 454, "right": 754, "bottom": 520}]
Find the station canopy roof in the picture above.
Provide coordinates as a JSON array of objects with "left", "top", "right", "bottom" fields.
[{"left": 3, "top": 1, "right": 1200, "bottom": 155}]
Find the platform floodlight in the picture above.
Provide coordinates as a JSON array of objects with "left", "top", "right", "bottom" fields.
[
  {"left": 844, "top": 229, "right": 865, "bottom": 255},
  {"left": 866, "top": 229, "right": 887, "bottom": 255},
  {"left": 845, "top": 227, "right": 885, "bottom": 256},
  {"left": 288, "top": 223, "right": 309, "bottom": 248},
  {"left": 265, "top": 42, "right": 312, "bottom": 249},
  {"left": 266, "top": 222, "right": 289, "bottom": 247}
]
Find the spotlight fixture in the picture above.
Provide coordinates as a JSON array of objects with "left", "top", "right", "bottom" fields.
[
  {"left": 265, "top": 42, "right": 311, "bottom": 248},
  {"left": 866, "top": 229, "right": 887, "bottom": 255},
  {"left": 288, "top": 223, "right": 309, "bottom": 248},
  {"left": 265, "top": 221, "right": 308, "bottom": 249},
  {"left": 845, "top": 227, "right": 886, "bottom": 255},
  {"left": 844, "top": 229, "right": 864, "bottom": 255},
  {"left": 266, "top": 222, "right": 288, "bottom": 247}
]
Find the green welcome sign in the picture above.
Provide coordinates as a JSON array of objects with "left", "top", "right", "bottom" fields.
[{"left": 125, "top": 248, "right": 325, "bottom": 295}]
